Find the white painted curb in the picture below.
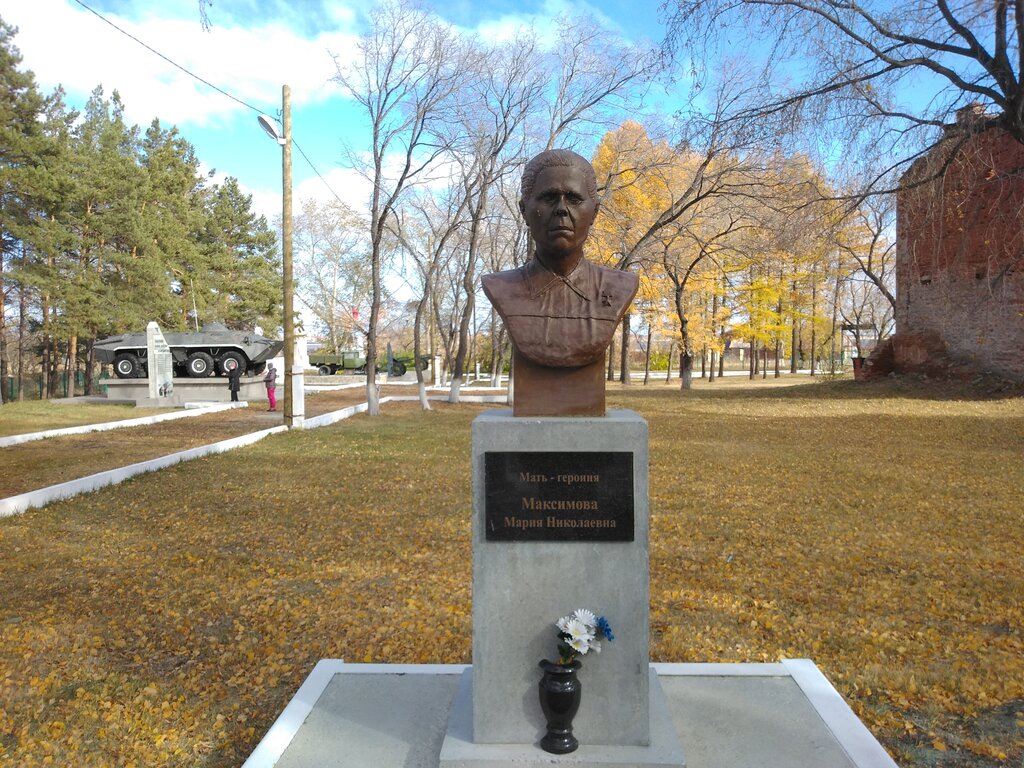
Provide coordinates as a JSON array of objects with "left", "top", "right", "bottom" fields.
[
  {"left": 241, "top": 661, "right": 468, "bottom": 768},
  {"left": 302, "top": 382, "right": 364, "bottom": 393},
  {"left": 0, "top": 392, "right": 500, "bottom": 518},
  {"left": 0, "top": 402, "right": 248, "bottom": 448},
  {"left": 783, "top": 659, "right": 899, "bottom": 768},
  {"left": 389, "top": 395, "right": 508, "bottom": 404},
  {"left": 0, "top": 425, "right": 286, "bottom": 518},
  {"left": 302, "top": 401, "right": 372, "bottom": 429}
]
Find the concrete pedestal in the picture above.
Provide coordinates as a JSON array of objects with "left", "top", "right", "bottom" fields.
[
  {"left": 243, "top": 661, "right": 899, "bottom": 768},
  {"left": 441, "top": 669, "right": 685, "bottom": 768},
  {"left": 468, "top": 410, "right": 653, "bottom": 748},
  {"left": 103, "top": 376, "right": 267, "bottom": 406}
]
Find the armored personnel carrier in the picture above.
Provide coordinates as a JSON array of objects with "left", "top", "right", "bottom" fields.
[{"left": 94, "top": 322, "right": 283, "bottom": 379}]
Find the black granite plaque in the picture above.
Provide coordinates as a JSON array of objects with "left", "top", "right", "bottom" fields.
[{"left": 484, "top": 451, "right": 634, "bottom": 541}]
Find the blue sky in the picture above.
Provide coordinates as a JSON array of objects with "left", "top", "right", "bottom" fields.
[{"left": 5, "top": 0, "right": 668, "bottom": 221}]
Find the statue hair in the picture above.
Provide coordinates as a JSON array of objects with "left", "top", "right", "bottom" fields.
[{"left": 520, "top": 149, "right": 598, "bottom": 202}]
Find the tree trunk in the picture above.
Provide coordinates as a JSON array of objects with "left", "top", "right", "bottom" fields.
[
  {"left": 679, "top": 347, "right": 693, "bottom": 390},
  {"left": 17, "top": 275, "right": 26, "bottom": 401},
  {"left": 762, "top": 345, "right": 768, "bottom": 379},
  {"left": 507, "top": 355, "right": 514, "bottom": 406},
  {"left": 643, "top": 323, "right": 653, "bottom": 384},
  {"left": 449, "top": 288, "right": 474, "bottom": 404},
  {"left": 85, "top": 341, "right": 96, "bottom": 395},
  {"left": 790, "top": 280, "right": 799, "bottom": 374},
  {"left": 0, "top": 271, "right": 7, "bottom": 406},
  {"left": 700, "top": 346, "right": 707, "bottom": 379},
  {"left": 749, "top": 341, "right": 755, "bottom": 379},
  {"left": 619, "top": 312, "right": 631, "bottom": 384},
  {"left": 810, "top": 281, "right": 817, "bottom": 376},
  {"left": 488, "top": 309, "right": 500, "bottom": 386},
  {"left": 828, "top": 274, "right": 841, "bottom": 375},
  {"left": 708, "top": 290, "right": 718, "bottom": 383},
  {"left": 665, "top": 345, "right": 673, "bottom": 383},
  {"left": 67, "top": 334, "right": 78, "bottom": 398},
  {"left": 450, "top": 179, "right": 491, "bottom": 404},
  {"left": 41, "top": 308, "right": 50, "bottom": 399},
  {"left": 365, "top": 223, "right": 383, "bottom": 414},
  {"left": 413, "top": 285, "right": 431, "bottom": 411},
  {"left": 607, "top": 336, "right": 615, "bottom": 381}
]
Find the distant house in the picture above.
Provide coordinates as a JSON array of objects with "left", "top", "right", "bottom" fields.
[{"left": 891, "top": 105, "right": 1024, "bottom": 380}]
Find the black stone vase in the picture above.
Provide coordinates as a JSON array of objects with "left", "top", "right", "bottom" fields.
[{"left": 538, "top": 659, "right": 582, "bottom": 754}]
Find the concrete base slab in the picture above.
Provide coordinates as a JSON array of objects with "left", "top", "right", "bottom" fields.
[
  {"left": 103, "top": 376, "right": 266, "bottom": 406},
  {"left": 243, "top": 661, "right": 898, "bottom": 768},
  {"left": 439, "top": 668, "right": 685, "bottom": 768}
]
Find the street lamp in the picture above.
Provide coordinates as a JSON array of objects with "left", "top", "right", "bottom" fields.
[{"left": 258, "top": 86, "right": 303, "bottom": 428}]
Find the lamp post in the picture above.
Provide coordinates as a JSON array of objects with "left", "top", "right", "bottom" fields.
[{"left": 258, "top": 85, "right": 303, "bottom": 428}]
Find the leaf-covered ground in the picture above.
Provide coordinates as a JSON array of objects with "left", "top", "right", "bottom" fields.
[
  {"left": 0, "top": 380, "right": 1022, "bottom": 767},
  {"left": 0, "top": 385, "right": 415, "bottom": 498},
  {"left": 0, "top": 402, "right": 177, "bottom": 438}
]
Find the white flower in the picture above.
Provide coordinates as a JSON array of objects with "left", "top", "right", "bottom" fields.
[
  {"left": 590, "top": 641, "right": 601, "bottom": 654},
  {"left": 568, "top": 634, "right": 591, "bottom": 654},
  {"left": 556, "top": 615, "right": 574, "bottom": 633},
  {"left": 564, "top": 618, "right": 594, "bottom": 642},
  {"left": 573, "top": 608, "right": 597, "bottom": 629}
]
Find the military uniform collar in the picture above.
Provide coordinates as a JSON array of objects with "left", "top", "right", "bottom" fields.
[{"left": 523, "top": 256, "right": 592, "bottom": 302}]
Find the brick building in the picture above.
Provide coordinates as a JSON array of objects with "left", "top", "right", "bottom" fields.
[{"left": 893, "top": 107, "right": 1024, "bottom": 381}]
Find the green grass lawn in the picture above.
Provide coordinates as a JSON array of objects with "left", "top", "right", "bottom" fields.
[{"left": 0, "top": 380, "right": 1021, "bottom": 767}]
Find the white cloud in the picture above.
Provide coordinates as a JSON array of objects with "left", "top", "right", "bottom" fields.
[
  {"left": 457, "top": 0, "right": 626, "bottom": 48},
  {"left": 236, "top": 166, "right": 372, "bottom": 225},
  {"left": 6, "top": 0, "right": 359, "bottom": 129}
]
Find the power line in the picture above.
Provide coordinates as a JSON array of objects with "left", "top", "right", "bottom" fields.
[
  {"left": 72, "top": 0, "right": 263, "bottom": 114},
  {"left": 293, "top": 141, "right": 350, "bottom": 208},
  {"left": 71, "top": 0, "right": 348, "bottom": 206}
]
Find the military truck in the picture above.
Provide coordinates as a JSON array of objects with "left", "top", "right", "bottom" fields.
[
  {"left": 308, "top": 349, "right": 429, "bottom": 377},
  {"left": 94, "top": 322, "right": 283, "bottom": 379}
]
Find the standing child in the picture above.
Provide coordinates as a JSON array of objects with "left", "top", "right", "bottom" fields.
[
  {"left": 227, "top": 364, "right": 242, "bottom": 402},
  {"left": 264, "top": 363, "right": 277, "bottom": 411}
]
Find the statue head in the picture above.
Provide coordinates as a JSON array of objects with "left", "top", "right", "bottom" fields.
[
  {"left": 519, "top": 150, "right": 600, "bottom": 271},
  {"left": 520, "top": 149, "right": 598, "bottom": 204}
]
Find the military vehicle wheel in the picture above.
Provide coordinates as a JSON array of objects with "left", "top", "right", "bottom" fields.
[
  {"left": 218, "top": 351, "right": 246, "bottom": 375},
  {"left": 114, "top": 353, "right": 141, "bottom": 379},
  {"left": 416, "top": 357, "right": 429, "bottom": 371},
  {"left": 389, "top": 360, "right": 407, "bottom": 377},
  {"left": 186, "top": 351, "right": 215, "bottom": 377},
  {"left": 252, "top": 362, "right": 267, "bottom": 375},
  {"left": 317, "top": 365, "right": 332, "bottom": 376}
]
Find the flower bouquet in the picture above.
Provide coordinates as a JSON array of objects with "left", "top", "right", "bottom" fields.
[{"left": 554, "top": 608, "right": 615, "bottom": 664}]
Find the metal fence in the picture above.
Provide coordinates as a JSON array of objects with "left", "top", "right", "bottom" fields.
[{"left": 2, "top": 373, "right": 108, "bottom": 402}]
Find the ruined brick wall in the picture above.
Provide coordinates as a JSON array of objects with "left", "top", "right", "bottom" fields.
[{"left": 896, "top": 123, "right": 1024, "bottom": 380}]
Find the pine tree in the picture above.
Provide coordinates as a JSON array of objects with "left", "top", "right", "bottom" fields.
[{"left": 0, "top": 19, "right": 46, "bottom": 404}]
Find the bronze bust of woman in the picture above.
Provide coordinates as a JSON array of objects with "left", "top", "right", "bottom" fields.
[{"left": 482, "top": 149, "right": 637, "bottom": 416}]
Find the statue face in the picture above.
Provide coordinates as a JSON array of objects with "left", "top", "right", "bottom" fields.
[{"left": 519, "top": 165, "right": 599, "bottom": 264}]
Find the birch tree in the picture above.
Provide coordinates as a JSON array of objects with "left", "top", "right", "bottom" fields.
[{"left": 332, "top": 0, "right": 468, "bottom": 415}]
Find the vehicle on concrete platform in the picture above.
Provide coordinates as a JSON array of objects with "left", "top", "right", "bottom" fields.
[
  {"left": 308, "top": 349, "right": 429, "bottom": 377},
  {"left": 94, "top": 322, "right": 284, "bottom": 379}
]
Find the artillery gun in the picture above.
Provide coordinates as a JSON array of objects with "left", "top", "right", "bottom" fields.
[{"left": 94, "top": 322, "right": 283, "bottom": 379}]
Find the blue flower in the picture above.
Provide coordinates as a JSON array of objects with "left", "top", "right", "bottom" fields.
[{"left": 596, "top": 616, "right": 614, "bottom": 641}]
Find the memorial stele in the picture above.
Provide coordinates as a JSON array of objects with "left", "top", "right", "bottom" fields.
[
  {"left": 445, "top": 149, "right": 686, "bottom": 767},
  {"left": 146, "top": 321, "right": 174, "bottom": 400}
]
